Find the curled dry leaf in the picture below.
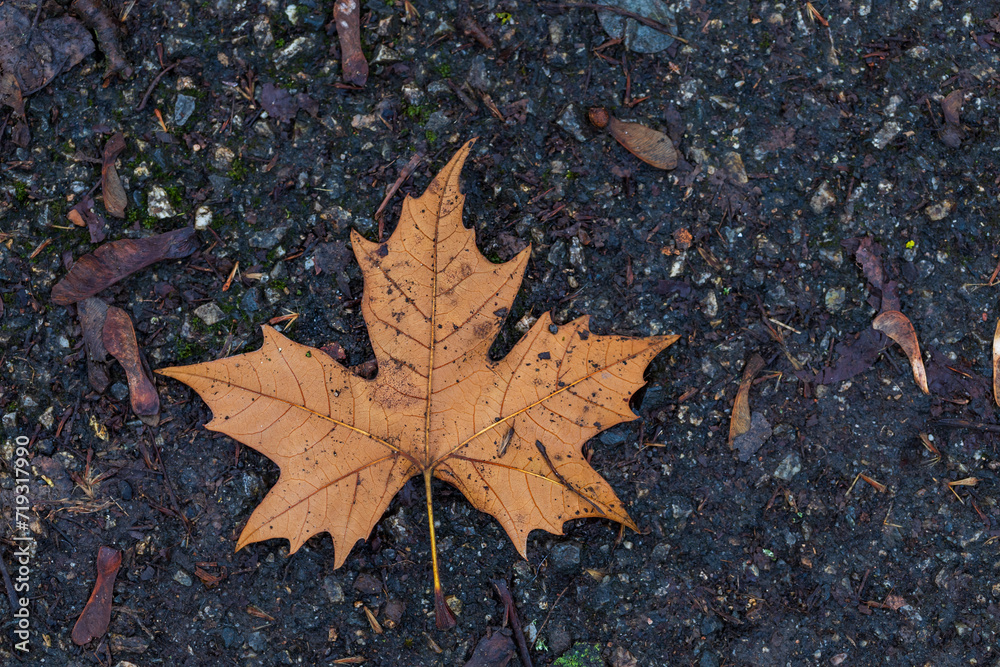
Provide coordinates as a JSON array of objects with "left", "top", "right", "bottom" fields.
[
  {"left": 71, "top": 546, "right": 122, "bottom": 645},
  {"left": 729, "top": 354, "right": 766, "bottom": 445},
  {"left": 463, "top": 629, "right": 515, "bottom": 667},
  {"left": 872, "top": 310, "right": 929, "bottom": 395},
  {"left": 103, "top": 307, "right": 160, "bottom": 425},
  {"left": 101, "top": 132, "right": 128, "bottom": 218},
  {"left": 994, "top": 319, "right": 1000, "bottom": 407},
  {"left": 68, "top": 195, "right": 108, "bottom": 243},
  {"left": 335, "top": 0, "right": 368, "bottom": 86},
  {"left": 589, "top": 107, "right": 677, "bottom": 170},
  {"left": 51, "top": 227, "right": 198, "bottom": 305},
  {"left": 159, "top": 141, "right": 677, "bottom": 629},
  {"left": 79, "top": 297, "right": 112, "bottom": 393}
]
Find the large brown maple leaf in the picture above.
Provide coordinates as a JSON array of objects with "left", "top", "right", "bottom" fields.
[{"left": 159, "top": 140, "right": 677, "bottom": 627}]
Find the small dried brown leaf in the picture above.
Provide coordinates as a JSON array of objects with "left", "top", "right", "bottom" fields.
[
  {"left": 729, "top": 354, "right": 766, "bottom": 445},
  {"left": 103, "top": 306, "right": 160, "bottom": 425},
  {"left": 993, "top": 319, "right": 1000, "bottom": 407},
  {"left": 102, "top": 132, "right": 128, "bottom": 218},
  {"left": 335, "top": 0, "right": 368, "bottom": 86},
  {"left": 872, "top": 310, "right": 929, "bottom": 394},
  {"left": 51, "top": 227, "right": 198, "bottom": 305},
  {"left": 71, "top": 546, "right": 122, "bottom": 645},
  {"left": 606, "top": 115, "right": 678, "bottom": 170},
  {"left": 79, "top": 297, "right": 111, "bottom": 393}
]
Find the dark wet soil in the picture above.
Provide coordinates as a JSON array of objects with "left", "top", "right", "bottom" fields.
[{"left": 2, "top": 1, "right": 1000, "bottom": 665}]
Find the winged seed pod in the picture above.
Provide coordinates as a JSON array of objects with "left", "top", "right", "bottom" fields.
[{"left": 589, "top": 107, "right": 678, "bottom": 170}]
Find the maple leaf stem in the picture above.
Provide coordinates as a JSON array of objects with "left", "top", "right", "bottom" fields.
[{"left": 425, "top": 469, "right": 456, "bottom": 629}]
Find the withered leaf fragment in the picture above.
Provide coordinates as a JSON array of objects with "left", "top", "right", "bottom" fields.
[
  {"left": 335, "top": 0, "right": 368, "bottom": 86},
  {"left": 992, "top": 319, "right": 1000, "bottom": 407},
  {"left": 71, "top": 546, "right": 122, "bottom": 645},
  {"left": 51, "top": 227, "right": 198, "bottom": 305},
  {"left": 159, "top": 141, "right": 676, "bottom": 629},
  {"left": 463, "top": 629, "right": 515, "bottom": 667},
  {"left": 872, "top": 310, "right": 929, "bottom": 395},
  {"left": 79, "top": 297, "right": 112, "bottom": 393},
  {"left": 101, "top": 132, "right": 128, "bottom": 218},
  {"left": 589, "top": 107, "right": 678, "bottom": 170},
  {"left": 68, "top": 195, "right": 108, "bottom": 243},
  {"left": 103, "top": 306, "right": 160, "bottom": 425}
]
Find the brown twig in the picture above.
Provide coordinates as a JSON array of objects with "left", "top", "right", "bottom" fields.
[
  {"left": 492, "top": 580, "right": 533, "bottom": 667},
  {"left": 136, "top": 61, "right": 182, "bottom": 112}
]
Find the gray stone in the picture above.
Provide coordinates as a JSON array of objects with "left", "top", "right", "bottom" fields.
[
  {"left": 872, "top": 121, "right": 901, "bottom": 149},
  {"left": 825, "top": 287, "right": 846, "bottom": 312},
  {"left": 323, "top": 577, "right": 345, "bottom": 603},
  {"left": 425, "top": 111, "right": 450, "bottom": 133},
  {"left": 547, "top": 239, "right": 567, "bottom": 266},
  {"left": 249, "top": 225, "right": 289, "bottom": 249},
  {"left": 194, "top": 303, "right": 227, "bottom": 326},
  {"left": 194, "top": 205, "right": 213, "bottom": 230},
  {"left": 274, "top": 37, "right": 314, "bottom": 67},
  {"left": 111, "top": 382, "right": 129, "bottom": 401},
  {"left": 556, "top": 104, "right": 587, "bottom": 142},
  {"left": 173, "top": 569, "right": 193, "bottom": 586},
  {"left": 240, "top": 288, "right": 261, "bottom": 314},
  {"left": 596, "top": 0, "right": 676, "bottom": 53},
  {"left": 925, "top": 200, "right": 954, "bottom": 221},
  {"left": 467, "top": 55, "right": 492, "bottom": 91},
  {"left": 147, "top": 186, "right": 177, "bottom": 218},
  {"left": 212, "top": 146, "right": 235, "bottom": 171},
  {"left": 253, "top": 15, "right": 273, "bottom": 48},
  {"left": 220, "top": 627, "right": 239, "bottom": 648},
  {"left": 247, "top": 631, "right": 266, "bottom": 652},
  {"left": 370, "top": 45, "right": 402, "bottom": 66},
  {"left": 551, "top": 542, "right": 581, "bottom": 571},
  {"left": 810, "top": 181, "right": 836, "bottom": 214},
  {"left": 174, "top": 94, "right": 196, "bottom": 126},
  {"left": 773, "top": 452, "right": 802, "bottom": 481}
]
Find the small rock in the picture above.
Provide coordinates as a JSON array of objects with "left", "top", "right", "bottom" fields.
[
  {"left": 425, "top": 111, "right": 450, "bottom": 133},
  {"left": 174, "top": 94, "right": 196, "bottom": 126},
  {"left": 173, "top": 569, "right": 193, "bottom": 587},
  {"left": 599, "top": 429, "right": 626, "bottom": 446},
  {"left": 3, "top": 412, "right": 17, "bottom": 430},
  {"left": 212, "top": 146, "right": 235, "bottom": 171},
  {"left": 111, "top": 382, "right": 129, "bottom": 401},
  {"left": 825, "top": 287, "right": 846, "bottom": 312},
  {"left": 596, "top": 0, "right": 676, "bottom": 53},
  {"left": 147, "top": 186, "right": 177, "bottom": 218},
  {"left": 110, "top": 635, "right": 150, "bottom": 654},
  {"left": 401, "top": 82, "right": 424, "bottom": 106},
  {"left": 247, "top": 631, "right": 267, "bottom": 652},
  {"left": 194, "top": 205, "right": 213, "bottom": 230},
  {"left": 39, "top": 406, "right": 55, "bottom": 429},
  {"left": 551, "top": 542, "right": 581, "bottom": 571},
  {"left": 220, "top": 627, "right": 238, "bottom": 648},
  {"left": 194, "top": 302, "right": 227, "bottom": 326},
  {"left": 872, "top": 121, "right": 901, "bottom": 149},
  {"left": 907, "top": 45, "right": 929, "bottom": 60},
  {"left": 773, "top": 452, "right": 802, "bottom": 481},
  {"left": 351, "top": 113, "right": 381, "bottom": 131},
  {"left": 274, "top": 36, "right": 314, "bottom": 67},
  {"left": 547, "top": 240, "right": 567, "bottom": 266},
  {"left": 810, "top": 181, "right": 836, "bottom": 214},
  {"left": 353, "top": 572, "right": 381, "bottom": 595},
  {"left": 249, "top": 225, "right": 289, "bottom": 249},
  {"left": 370, "top": 45, "right": 402, "bottom": 65},
  {"left": 240, "top": 289, "right": 261, "bottom": 314},
  {"left": 699, "top": 652, "right": 721, "bottom": 667},
  {"left": 701, "top": 291, "right": 718, "bottom": 318},
  {"left": 925, "top": 200, "right": 954, "bottom": 221},
  {"left": 721, "top": 151, "right": 748, "bottom": 184},
  {"left": 556, "top": 104, "right": 587, "bottom": 142},
  {"left": 323, "top": 577, "right": 345, "bottom": 603},
  {"left": 818, "top": 248, "right": 843, "bottom": 267},
  {"left": 467, "top": 55, "right": 492, "bottom": 91},
  {"left": 253, "top": 15, "right": 273, "bottom": 48},
  {"left": 732, "top": 411, "right": 772, "bottom": 462},
  {"left": 568, "top": 237, "right": 586, "bottom": 271}
]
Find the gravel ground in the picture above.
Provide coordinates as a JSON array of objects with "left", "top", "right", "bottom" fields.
[{"left": 2, "top": 1, "right": 1000, "bottom": 665}]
